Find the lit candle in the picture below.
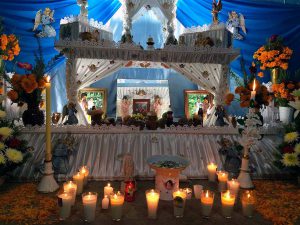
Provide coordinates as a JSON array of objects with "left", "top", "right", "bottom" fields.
[
  {"left": 104, "top": 183, "right": 114, "bottom": 196},
  {"left": 173, "top": 189, "right": 187, "bottom": 218},
  {"left": 201, "top": 190, "right": 214, "bottom": 218},
  {"left": 82, "top": 192, "right": 98, "bottom": 222},
  {"left": 110, "top": 191, "right": 125, "bottom": 221},
  {"left": 183, "top": 188, "right": 193, "bottom": 200},
  {"left": 45, "top": 76, "right": 51, "bottom": 161},
  {"left": 221, "top": 190, "right": 235, "bottom": 218},
  {"left": 217, "top": 171, "right": 228, "bottom": 192},
  {"left": 79, "top": 166, "right": 89, "bottom": 186},
  {"left": 227, "top": 179, "right": 240, "bottom": 197},
  {"left": 63, "top": 181, "right": 77, "bottom": 205},
  {"left": 57, "top": 191, "right": 72, "bottom": 220},
  {"left": 207, "top": 163, "right": 217, "bottom": 182},
  {"left": 145, "top": 189, "right": 160, "bottom": 219},
  {"left": 73, "top": 172, "right": 84, "bottom": 195},
  {"left": 102, "top": 195, "right": 109, "bottom": 210},
  {"left": 193, "top": 184, "right": 203, "bottom": 199},
  {"left": 241, "top": 191, "right": 255, "bottom": 218},
  {"left": 251, "top": 79, "right": 256, "bottom": 100}
]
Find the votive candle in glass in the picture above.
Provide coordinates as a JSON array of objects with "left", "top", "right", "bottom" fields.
[
  {"left": 173, "top": 189, "right": 187, "bottom": 218},
  {"left": 57, "top": 191, "right": 72, "bottom": 220},
  {"left": 193, "top": 184, "right": 203, "bottom": 199},
  {"left": 104, "top": 183, "right": 114, "bottom": 196},
  {"left": 110, "top": 191, "right": 125, "bottom": 221},
  {"left": 241, "top": 191, "right": 255, "bottom": 218},
  {"left": 207, "top": 163, "right": 217, "bottom": 182},
  {"left": 82, "top": 192, "right": 98, "bottom": 222},
  {"left": 227, "top": 179, "right": 240, "bottom": 197},
  {"left": 183, "top": 188, "right": 193, "bottom": 200},
  {"left": 217, "top": 171, "right": 228, "bottom": 192},
  {"left": 73, "top": 172, "right": 84, "bottom": 195},
  {"left": 63, "top": 181, "right": 77, "bottom": 205},
  {"left": 200, "top": 190, "right": 214, "bottom": 218},
  {"left": 102, "top": 195, "right": 109, "bottom": 210},
  {"left": 79, "top": 166, "right": 89, "bottom": 186},
  {"left": 221, "top": 190, "right": 235, "bottom": 218},
  {"left": 145, "top": 189, "right": 160, "bottom": 219}
]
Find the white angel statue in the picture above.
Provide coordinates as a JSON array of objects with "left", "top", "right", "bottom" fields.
[
  {"left": 226, "top": 11, "right": 246, "bottom": 40},
  {"left": 33, "top": 8, "right": 56, "bottom": 38}
]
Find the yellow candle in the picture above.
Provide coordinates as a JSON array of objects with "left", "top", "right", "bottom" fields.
[
  {"left": 207, "top": 163, "right": 217, "bottom": 182},
  {"left": 63, "top": 181, "right": 77, "bottom": 205},
  {"left": 227, "top": 179, "right": 240, "bottom": 197},
  {"left": 217, "top": 171, "right": 228, "bottom": 192},
  {"left": 221, "top": 190, "right": 235, "bottom": 218},
  {"left": 145, "top": 189, "right": 160, "bottom": 219},
  {"left": 73, "top": 172, "right": 84, "bottom": 195},
  {"left": 201, "top": 190, "right": 214, "bottom": 217},
  {"left": 173, "top": 189, "right": 187, "bottom": 218},
  {"left": 110, "top": 191, "right": 125, "bottom": 221},
  {"left": 45, "top": 76, "right": 51, "bottom": 161},
  {"left": 104, "top": 183, "right": 114, "bottom": 196},
  {"left": 79, "top": 166, "right": 89, "bottom": 186},
  {"left": 242, "top": 191, "right": 255, "bottom": 218}
]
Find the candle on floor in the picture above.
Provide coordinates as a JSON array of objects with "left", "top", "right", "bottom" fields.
[
  {"left": 102, "top": 195, "right": 109, "bottom": 210},
  {"left": 221, "top": 190, "right": 235, "bottom": 218},
  {"left": 104, "top": 183, "right": 114, "bottom": 196},
  {"left": 63, "top": 181, "right": 77, "bottom": 205},
  {"left": 145, "top": 189, "right": 160, "bottom": 219},
  {"left": 73, "top": 172, "right": 84, "bottom": 195},
  {"left": 110, "top": 191, "right": 125, "bottom": 221},
  {"left": 79, "top": 166, "right": 89, "bottom": 186},
  {"left": 173, "top": 189, "right": 187, "bottom": 218},
  {"left": 82, "top": 192, "right": 98, "bottom": 222},
  {"left": 207, "top": 163, "right": 217, "bottom": 182},
  {"left": 217, "top": 171, "right": 228, "bottom": 192},
  {"left": 183, "top": 188, "right": 193, "bottom": 200},
  {"left": 57, "top": 191, "right": 72, "bottom": 220},
  {"left": 227, "top": 179, "right": 240, "bottom": 197},
  {"left": 241, "top": 191, "right": 255, "bottom": 218},
  {"left": 201, "top": 190, "right": 214, "bottom": 218},
  {"left": 193, "top": 184, "right": 203, "bottom": 199}
]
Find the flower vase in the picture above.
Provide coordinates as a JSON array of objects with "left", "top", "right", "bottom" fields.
[
  {"left": 271, "top": 68, "right": 279, "bottom": 84},
  {"left": 22, "top": 103, "right": 44, "bottom": 126},
  {"left": 279, "top": 106, "right": 293, "bottom": 124}
]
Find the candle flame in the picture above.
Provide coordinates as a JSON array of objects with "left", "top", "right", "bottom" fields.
[
  {"left": 253, "top": 79, "right": 256, "bottom": 91},
  {"left": 113, "top": 194, "right": 117, "bottom": 199},
  {"left": 104, "top": 195, "right": 108, "bottom": 198},
  {"left": 226, "top": 191, "right": 231, "bottom": 198},
  {"left": 107, "top": 183, "right": 111, "bottom": 187},
  {"left": 247, "top": 193, "right": 251, "bottom": 198},
  {"left": 117, "top": 191, "right": 121, "bottom": 195},
  {"left": 206, "top": 191, "right": 209, "bottom": 198},
  {"left": 46, "top": 76, "right": 50, "bottom": 83}
]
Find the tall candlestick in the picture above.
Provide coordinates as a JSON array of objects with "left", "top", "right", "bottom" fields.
[
  {"left": 63, "top": 181, "right": 77, "bottom": 205},
  {"left": 45, "top": 76, "right": 51, "bottom": 161},
  {"left": 102, "top": 195, "right": 109, "bottom": 210},
  {"left": 82, "top": 192, "right": 98, "bottom": 222},
  {"left": 221, "top": 190, "right": 235, "bottom": 218},
  {"left": 110, "top": 191, "right": 125, "bottom": 221},
  {"left": 217, "top": 171, "right": 228, "bottom": 192},
  {"left": 251, "top": 79, "right": 256, "bottom": 100},
  {"left": 173, "top": 189, "right": 187, "bottom": 218},
  {"left": 104, "top": 183, "right": 114, "bottom": 196},
  {"left": 201, "top": 190, "right": 214, "bottom": 218},
  {"left": 227, "top": 179, "right": 240, "bottom": 197},
  {"left": 207, "top": 163, "right": 217, "bottom": 182},
  {"left": 57, "top": 191, "right": 72, "bottom": 220},
  {"left": 241, "top": 191, "right": 255, "bottom": 218},
  {"left": 145, "top": 189, "right": 160, "bottom": 219},
  {"left": 79, "top": 166, "right": 89, "bottom": 186},
  {"left": 73, "top": 172, "right": 84, "bottom": 195}
]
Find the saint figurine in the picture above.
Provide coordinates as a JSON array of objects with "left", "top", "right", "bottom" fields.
[
  {"left": 153, "top": 95, "right": 162, "bottom": 118},
  {"left": 121, "top": 96, "right": 131, "bottom": 119},
  {"left": 215, "top": 105, "right": 229, "bottom": 126},
  {"left": 33, "top": 8, "right": 56, "bottom": 38},
  {"left": 226, "top": 11, "right": 246, "bottom": 40},
  {"left": 62, "top": 102, "right": 79, "bottom": 125},
  {"left": 212, "top": 0, "right": 222, "bottom": 25}
]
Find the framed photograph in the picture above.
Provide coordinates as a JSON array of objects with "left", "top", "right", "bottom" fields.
[
  {"left": 133, "top": 99, "right": 150, "bottom": 114},
  {"left": 184, "top": 90, "right": 213, "bottom": 119},
  {"left": 78, "top": 88, "right": 107, "bottom": 114}
]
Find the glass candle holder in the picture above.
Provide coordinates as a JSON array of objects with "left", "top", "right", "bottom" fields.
[
  {"left": 207, "top": 163, "right": 217, "bottom": 182},
  {"left": 201, "top": 190, "right": 214, "bottom": 218},
  {"left": 221, "top": 190, "right": 235, "bottom": 218},
  {"left": 73, "top": 172, "right": 84, "bottom": 195},
  {"left": 63, "top": 181, "right": 77, "bottom": 205},
  {"left": 110, "top": 191, "right": 125, "bottom": 221},
  {"left": 82, "top": 192, "right": 98, "bottom": 222},
  {"left": 145, "top": 189, "right": 160, "bottom": 219},
  {"left": 217, "top": 171, "right": 228, "bottom": 192},
  {"left": 173, "top": 189, "right": 187, "bottom": 218},
  {"left": 104, "top": 183, "right": 114, "bottom": 196},
  {"left": 79, "top": 166, "right": 89, "bottom": 186},
  {"left": 227, "top": 179, "right": 240, "bottom": 197},
  {"left": 241, "top": 190, "right": 255, "bottom": 218},
  {"left": 193, "top": 184, "right": 203, "bottom": 199},
  {"left": 183, "top": 188, "right": 192, "bottom": 200},
  {"left": 57, "top": 191, "right": 72, "bottom": 220}
]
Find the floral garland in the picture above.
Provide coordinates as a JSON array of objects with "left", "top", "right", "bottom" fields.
[{"left": 272, "top": 82, "right": 300, "bottom": 107}]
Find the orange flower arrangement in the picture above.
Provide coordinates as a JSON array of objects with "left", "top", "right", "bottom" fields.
[
  {"left": 0, "top": 33, "right": 20, "bottom": 61},
  {"left": 253, "top": 35, "right": 292, "bottom": 71},
  {"left": 272, "top": 81, "right": 299, "bottom": 106}
]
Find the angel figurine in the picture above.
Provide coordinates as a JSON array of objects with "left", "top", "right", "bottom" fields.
[
  {"left": 33, "top": 8, "right": 56, "bottom": 38},
  {"left": 226, "top": 11, "right": 246, "bottom": 40},
  {"left": 212, "top": 0, "right": 222, "bottom": 25}
]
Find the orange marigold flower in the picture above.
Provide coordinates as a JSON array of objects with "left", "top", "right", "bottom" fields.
[
  {"left": 287, "top": 83, "right": 295, "bottom": 90},
  {"left": 225, "top": 93, "right": 235, "bottom": 105},
  {"left": 280, "top": 63, "right": 288, "bottom": 70},
  {"left": 8, "top": 34, "right": 16, "bottom": 42},
  {"left": 1, "top": 55, "right": 8, "bottom": 60},
  {"left": 240, "top": 100, "right": 250, "bottom": 108},
  {"left": 21, "top": 77, "right": 38, "bottom": 94},
  {"left": 38, "top": 78, "right": 47, "bottom": 89},
  {"left": 257, "top": 72, "right": 264, "bottom": 78},
  {"left": 11, "top": 74, "right": 21, "bottom": 84},
  {"left": 235, "top": 86, "right": 244, "bottom": 94},
  {"left": 260, "top": 65, "right": 266, "bottom": 70},
  {"left": 27, "top": 74, "right": 36, "bottom": 81},
  {"left": 0, "top": 34, "right": 8, "bottom": 48},
  {"left": 7, "top": 90, "right": 18, "bottom": 101}
]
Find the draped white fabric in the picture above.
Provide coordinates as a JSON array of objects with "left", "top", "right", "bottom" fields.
[{"left": 14, "top": 130, "right": 281, "bottom": 180}]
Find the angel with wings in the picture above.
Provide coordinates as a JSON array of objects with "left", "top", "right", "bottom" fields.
[
  {"left": 33, "top": 8, "right": 56, "bottom": 38},
  {"left": 212, "top": 0, "right": 222, "bottom": 25},
  {"left": 226, "top": 11, "right": 246, "bottom": 40}
]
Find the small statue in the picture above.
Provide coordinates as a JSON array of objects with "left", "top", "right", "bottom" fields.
[
  {"left": 165, "top": 25, "right": 178, "bottom": 45},
  {"left": 212, "top": 0, "right": 222, "bottom": 25},
  {"left": 62, "top": 102, "right": 79, "bottom": 125},
  {"left": 226, "top": 11, "right": 246, "bottom": 40},
  {"left": 215, "top": 105, "right": 229, "bottom": 126},
  {"left": 33, "top": 8, "right": 56, "bottom": 38},
  {"left": 117, "top": 153, "right": 134, "bottom": 181},
  {"left": 87, "top": 106, "right": 103, "bottom": 126}
]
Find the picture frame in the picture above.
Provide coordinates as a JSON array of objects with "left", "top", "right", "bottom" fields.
[
  {"left": 78, "top": 88, "right": 107, "bottom": 115},
  {"left": 184, "top": 90, "right": 213, "bottom": 119},
  {"left": 133, "top": 99, "right": 150, "bottom": 114}
]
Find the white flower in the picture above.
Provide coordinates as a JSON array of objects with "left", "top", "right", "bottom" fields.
[{"left": 289, "top": 100, "right": 300, "bottom": 119}]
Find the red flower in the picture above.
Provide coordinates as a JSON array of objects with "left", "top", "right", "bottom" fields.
[
  {"left": 17, "top": 62, "right": 33, "bottom": 71},
  {"left": 282, "top": 145, "right": 294, "bottom": 154},
  {"left": 7, "top": 138, "right": 21, "bottom": 148}
]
